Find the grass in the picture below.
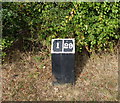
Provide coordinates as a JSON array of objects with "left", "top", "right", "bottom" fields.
[
  {"left": 1, "top": 49, "right": 118, "bottom": 101},
  {"left": 33, "top": 56, "right": 44, "bottom": 62}
]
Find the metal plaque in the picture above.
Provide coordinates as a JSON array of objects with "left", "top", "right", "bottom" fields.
[{"left": 51, "top": 39, "right": 75, "bottom": 54}]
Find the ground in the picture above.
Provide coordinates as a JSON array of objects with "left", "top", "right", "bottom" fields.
[{"left": 1, "top": 48, "right": 118, "bottom": 101}]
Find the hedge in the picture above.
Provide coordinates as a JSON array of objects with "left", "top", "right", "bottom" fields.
[{"left": 2, "top": 2, "right": 119, "bottom": 56}]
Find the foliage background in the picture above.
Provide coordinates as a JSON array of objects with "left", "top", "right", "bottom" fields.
[{"left": 1, "top": 2, "right": 119, "bottom": 57}]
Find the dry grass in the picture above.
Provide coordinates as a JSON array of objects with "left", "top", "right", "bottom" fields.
[{"left": 1, "top": 48, "right": 118, "bottom": 101}]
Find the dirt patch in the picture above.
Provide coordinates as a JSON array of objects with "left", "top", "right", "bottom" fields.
[{"left": 1, "top": 49, "right": 118, "bottom": 101}]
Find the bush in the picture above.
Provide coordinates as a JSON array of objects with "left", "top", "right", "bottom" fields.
[{"left": 2, "top": 2, "right": 119, "bottom": 54}]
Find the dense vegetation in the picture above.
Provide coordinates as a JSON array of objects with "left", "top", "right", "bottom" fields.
[{"left": 1, "top": 2, "right": 119, "bottom": 57}]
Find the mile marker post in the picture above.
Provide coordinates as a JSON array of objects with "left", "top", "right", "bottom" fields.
[{"left": 51, "top": 38, "right": 75, "bottom": 85}]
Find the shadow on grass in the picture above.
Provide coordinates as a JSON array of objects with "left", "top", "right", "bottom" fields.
[
  {"left": 2, "top": 39, "right": 46, "bottom": 64},
  {"left": 75, "top": 47, "right": 90, "bottom": 82}
]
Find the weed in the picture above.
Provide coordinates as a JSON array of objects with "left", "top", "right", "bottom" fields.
[{"left": 33, "top": 56, "right": 44, "bottom": 62}]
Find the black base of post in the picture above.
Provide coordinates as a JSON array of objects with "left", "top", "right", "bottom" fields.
[{"left": 52, "top": 54, "right": 75, "bottom": 85}]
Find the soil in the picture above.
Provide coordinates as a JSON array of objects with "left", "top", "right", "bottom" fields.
[{"left": 1, "top": 48, "right": 119, "bottom": 101}]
